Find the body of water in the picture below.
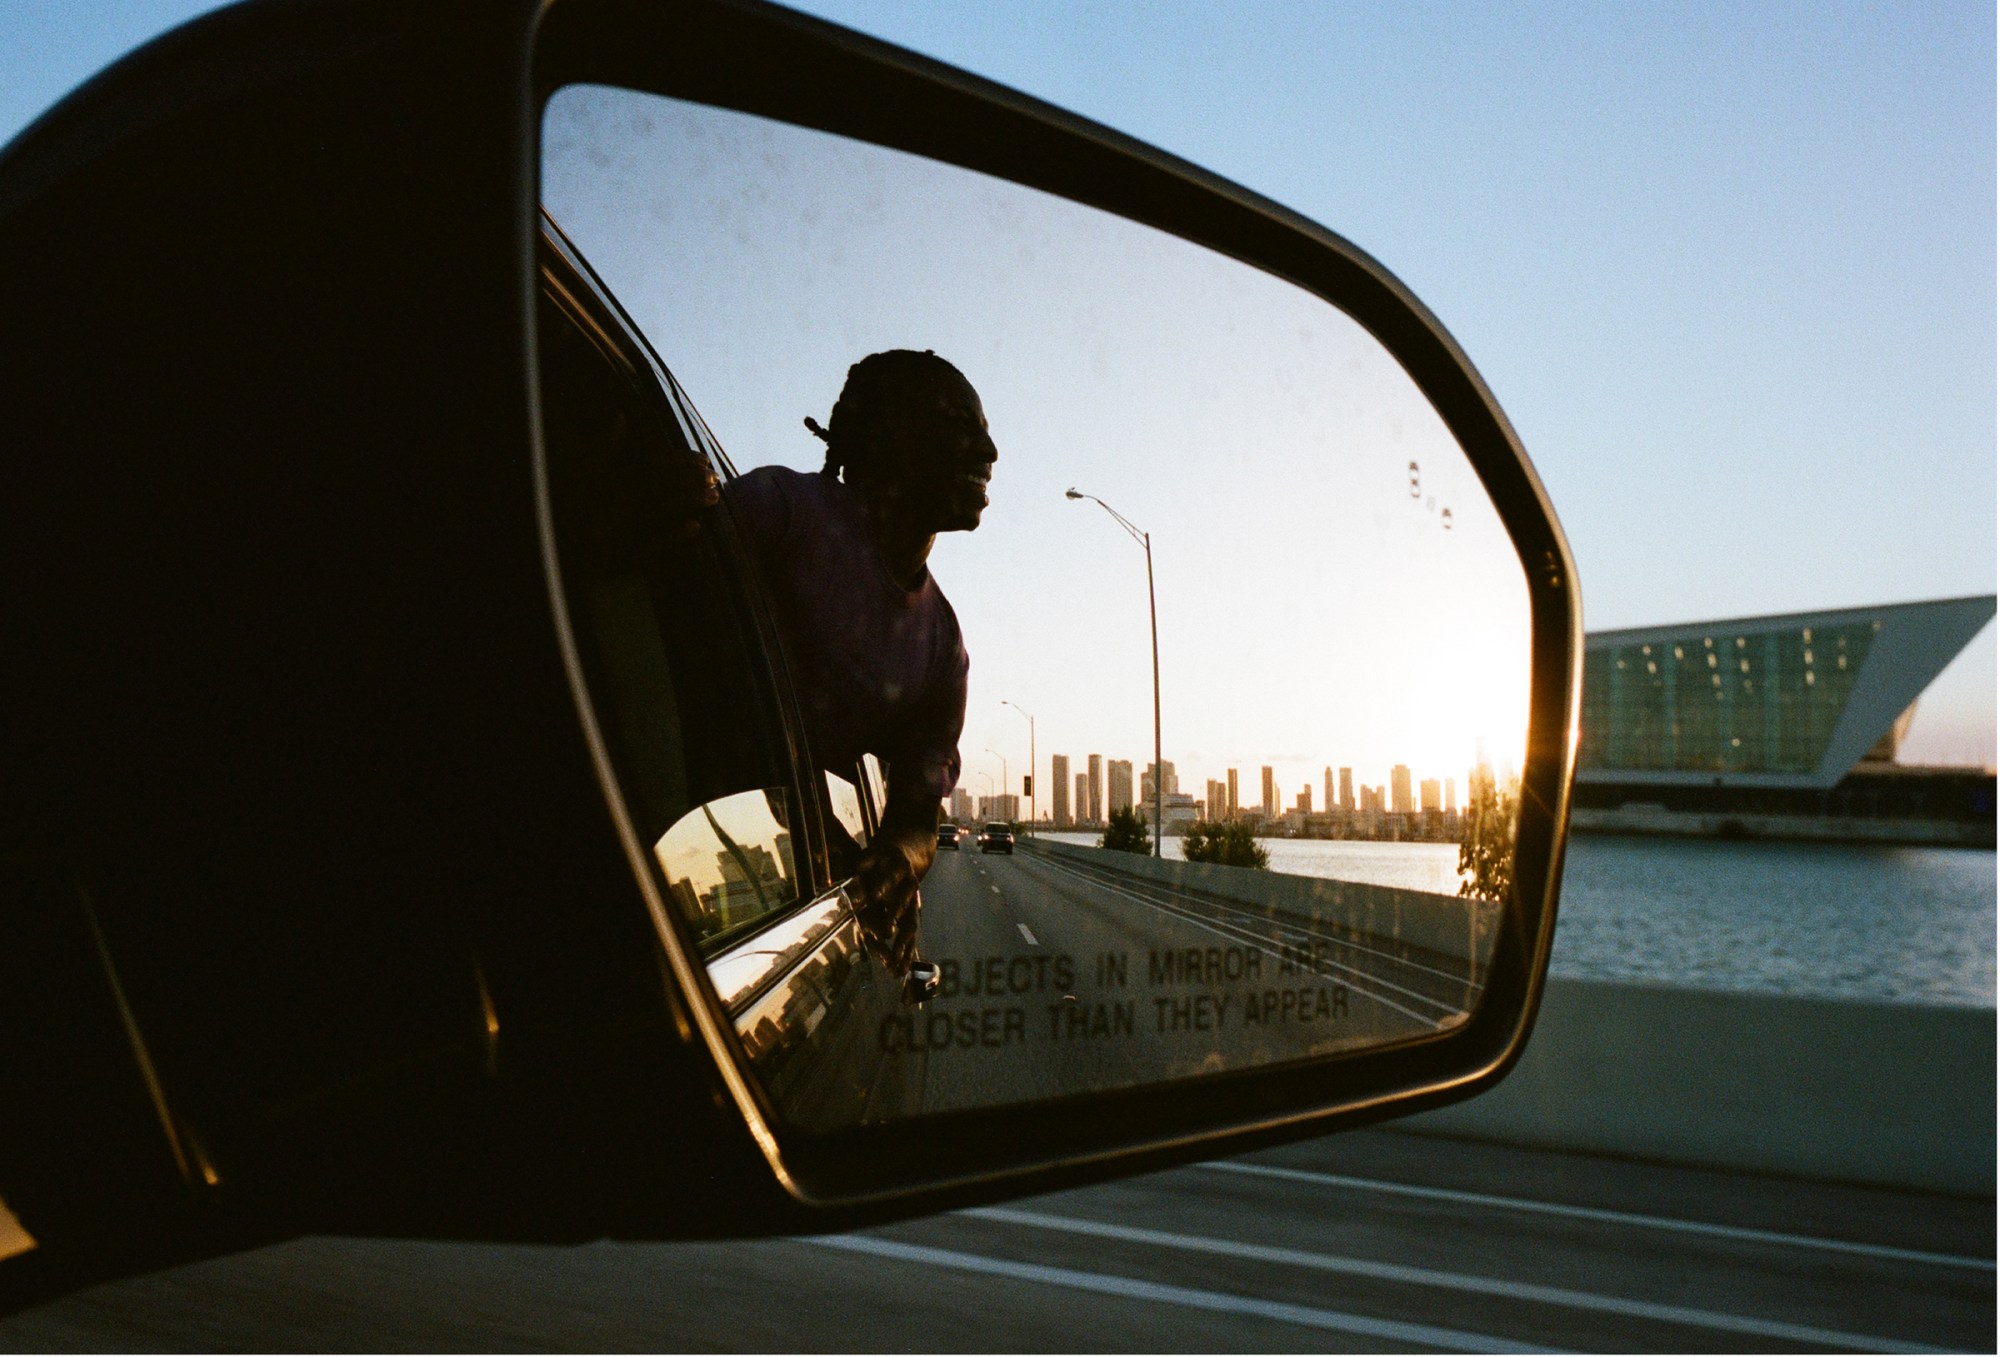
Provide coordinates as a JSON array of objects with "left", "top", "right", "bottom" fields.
[{"left": 1034, "top": 830, "right": 1995, "bottom": 1006}]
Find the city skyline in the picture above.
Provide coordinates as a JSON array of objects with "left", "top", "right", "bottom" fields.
[{"left": 957, "top": 741, "right": 1504, "bottom": 827}]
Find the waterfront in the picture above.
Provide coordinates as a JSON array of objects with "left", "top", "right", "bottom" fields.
[{"left": 1036, "top": 830, "right": 1995, "bottom": 1006}]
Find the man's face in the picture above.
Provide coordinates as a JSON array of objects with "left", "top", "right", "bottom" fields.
[{"left": 879, "top": 370, "right": 998, "bottom": 534}]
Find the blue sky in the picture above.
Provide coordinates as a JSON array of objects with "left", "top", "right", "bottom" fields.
[{"left": 6, "top": 0, "right": 1992, "bottom": 764}]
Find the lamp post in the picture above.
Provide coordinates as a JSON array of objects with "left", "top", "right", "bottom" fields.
[
  {"left": 1001, "top": 699, "right": 1035, "bottom": 834},
  {"left": 1066, "top": 488, "right": 1162, "bottom": 858},
  {"left": 985, "top": 748, "right": 1008, "bottom": 822},
  {"left": 976, "top": 772, "right": 994, "bottom": 821}
]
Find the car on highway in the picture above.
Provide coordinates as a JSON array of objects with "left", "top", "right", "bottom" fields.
[
  {"left": 0, "top": 0, "right": 1580, "bottom": 1312},
  {"left": 935, "top": 824, "right": 959, "bottom": 851}
]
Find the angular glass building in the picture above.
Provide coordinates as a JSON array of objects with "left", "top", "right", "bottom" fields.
[
  {"left": 1579, "top": 596, "right": 1993, "bottom": 789},
  {"left": 1574, "top": 597, "right": 1994, "bottom": 842}
]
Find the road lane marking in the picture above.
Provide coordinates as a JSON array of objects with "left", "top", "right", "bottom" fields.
[
  {"left": 1034, "top": 851, "right": 1478, "bottom": 989},
  {"left": 1200, "top": 1161, "right": 1996, "bottom": 1272},
  {"left": 1028, "top": 852, "right": 1474, "bottom": 1006},
  {"left": 964, "top": 1207, "right": 1955, "bottom": 1354},
  {"left": 806, "top": 1234, "right": 1550, "bottom": 1354},
  {"left": 1017, "top": 923, "right": 1038, "bottom": 946},
  {"left": 1025, "top": 856, "right": 1434, "bottom": 1018}
]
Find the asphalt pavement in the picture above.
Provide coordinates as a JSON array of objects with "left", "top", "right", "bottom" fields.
[
  {"left": 4, "top": 848, "right": 1990, "bottom": 1351},
  {"left": 1, "top": 1124, "right": 1989, "bottom": 1352},
  {"left": 911, "top": 846, "right": 1478, "bottom": 1112}
]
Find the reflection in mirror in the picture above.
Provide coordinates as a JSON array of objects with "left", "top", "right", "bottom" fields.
[
  {"left": 824, "top": 772, "right": 867, "bottom": 844},
  {"left": 655, "top": 788, "right": 801, "bottom": 954},
  {"left": 541, "top": 87, "right": 1532, "bottom": 1130}
]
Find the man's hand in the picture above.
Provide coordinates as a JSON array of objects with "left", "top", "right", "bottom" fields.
[
  {"left": 851, "top": 824, "right": 934, "bottom": 976},
  {"left": 849, "top": 782, "right": 938, "bottom": 979}
]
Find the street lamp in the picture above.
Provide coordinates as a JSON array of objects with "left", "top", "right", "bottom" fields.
[
  {"left": 985, "top": 748, "right": 1008, "bottom": 821},
  {"left": 1001, "top": 699, "right": 1035, "bottom": 834},
  {"left": 976, "top": 771, "right": 994, "bottom": 820},
  {"left": 1066, "top": 488, "right": 1162, "bottom": 857}
]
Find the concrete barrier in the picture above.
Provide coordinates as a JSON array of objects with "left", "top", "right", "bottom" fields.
[
  {"left": 1402, "top": 976, "right": 1996, "bottom": 1196},
  {"left": 1021, "top": 840, "right": 1996, "bottom": 1195},
  {"left": 1028, "top": 838, "right": 1498, "bottom": 963}
]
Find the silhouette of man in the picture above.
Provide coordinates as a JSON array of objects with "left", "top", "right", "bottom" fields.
[{"left": 726, "top": 350, "right": 996, "bottom": 973}]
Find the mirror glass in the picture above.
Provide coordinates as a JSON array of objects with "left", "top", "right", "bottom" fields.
[{"left": 540, "top": 86, "right": 1532, "bottom": 1130}]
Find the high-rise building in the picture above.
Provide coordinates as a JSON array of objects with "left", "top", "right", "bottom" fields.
[
  {"left": 1075, "top": 772, "right": 1089, "bottom": 824},
  {"left": 1324, "top": 767, "right": 1334, "bottom": 817},
  {"left": 1445, "top": 778, "right": 1457, "bottom": 814},
  {"left": 1141, "top": 760, "right": 1178, "bottom": 801},
  {"left": 1390, "top": 764, "right": 1414, "bottom": 815},
  {"left": 1206, "top": 779, "right": 1226, "bottom": 823},
  {"left": 1339, "top": 767, "right": 1355, "bottom": 812},
  {"left": 1087, "top": 754, "right": 1103, "bottom": 824},
  {"left": 1295, "top": 785, "right": 1312, "bottom": 814},
  {"left": 1107, "top": 759, "right": 1135, "bottom": 814},
  {"left": 950, "top": 788, "right": 974, "bottom": 822},
  {"left": 1226, "top": 768, "right": 1239, "bottom": 819},
  {"left": 1260, "top": 766, "right": 1276, "bottom": 819},
  {"left": 1419, "top": 778, "right": 1442, "bottom": 813},
  {"left": 1051, "top": 754, "right": 1072, "bottom": 826},
  {"left": 979, "top": 793, "right": 1019, "bottom": 822},
  {"left": 1577, "top": 596, "right": 1995, "bottom": 790}
]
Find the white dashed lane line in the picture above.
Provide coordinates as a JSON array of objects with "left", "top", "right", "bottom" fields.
[
  {"left": 807, "top": 1235, "right": 1549, "bottom": 1354},
  {"left": 1202, "top": 1161, "right": 1996, "bottom": 1270},
  {"left": 960, "top": 1208, "right": 1954, "bottom": 1355},
  {"left": 1017, "top": 923, "right": 1038, "bottom": 946}
]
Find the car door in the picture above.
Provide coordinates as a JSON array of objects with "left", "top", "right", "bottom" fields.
[{"left": 538, "top": 214, "right": 920, "bottom": 1131}]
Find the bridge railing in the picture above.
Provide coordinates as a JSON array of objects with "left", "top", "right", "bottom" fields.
[{"left": 1018, "top": 838, "right": 1996, "bottom": 1196}]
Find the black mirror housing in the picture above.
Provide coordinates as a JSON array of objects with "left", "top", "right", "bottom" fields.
[{"left": 0, "top": 0, "right": 1580, "bottom": 1300}]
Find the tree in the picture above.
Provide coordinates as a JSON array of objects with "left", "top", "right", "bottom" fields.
[
  {"left": 1457, "top": 770, "right": 1517, "bottom": 902},
  {"left": 1099, "top": 805, "right": 1151, "bottom": 855},
  {"left": 1181, "top": 818, "right": 1269, "bottom": 869}
]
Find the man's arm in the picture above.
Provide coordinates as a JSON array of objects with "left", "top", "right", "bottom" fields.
[{"left": 850, "top": 777, "right": 938, "bottom": 977}]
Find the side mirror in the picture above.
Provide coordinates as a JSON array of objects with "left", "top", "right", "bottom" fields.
[{"left": 0, "top": 0, "right": 1579, "bottom": 1299}]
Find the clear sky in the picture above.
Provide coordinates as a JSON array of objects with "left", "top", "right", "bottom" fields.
[
  {"left": 544, "top": 87, "right": 1536, "bottom": 804},
  {"left": 7, "top": 0, "right": 1993, "bottom": 773}
]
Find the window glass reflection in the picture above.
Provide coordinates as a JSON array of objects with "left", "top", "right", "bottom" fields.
[
  {"left": 1579, "top": 621, "right": 1877, "bottom": 775},
  {"left": 655, "top": 788, "right": 801, "bottom": 952},
  {"left": 825, "top": 772, "right": 868, "bottom": 843}
]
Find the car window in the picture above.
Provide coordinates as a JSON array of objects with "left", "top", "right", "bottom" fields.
[
  {"left": 825, "top": 770, "right": 868, "bottom": 845},
  {"left": 860, "top": 753, "right": 890, "bottom": 827},
  {"left": 654, "top": 787, "right": 803, "bottom": 949},
  {"left": 539, "top": 231, "right": 813, "bottom": 952}
]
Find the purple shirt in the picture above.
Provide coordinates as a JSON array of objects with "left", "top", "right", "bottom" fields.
[{"left": 725, "top": 466, "right": 967, "bottom": 800}]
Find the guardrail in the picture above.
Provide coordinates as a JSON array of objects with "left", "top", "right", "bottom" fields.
[
  {"left": 1401, "top": 974, "right": 1995, "bottom": 1195},
  {"left": 1029, "top": 838, "right": 1497, "bottom": 963},
  {"left": 1022, "top": 839, "right": 1996, "bottom": 1195}
]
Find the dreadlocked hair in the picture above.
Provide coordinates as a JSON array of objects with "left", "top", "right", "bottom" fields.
[{"left": 805, "top": 348, "right": 966, "bottom": 481}]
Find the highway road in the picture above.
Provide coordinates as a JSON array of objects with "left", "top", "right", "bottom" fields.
[
  {"left": 4, "top": 847, "right": 1988, "bottom": 1350},
  {"left": 906, "top": 843, "right": 1484, "bottom": 1112},
  {"left": 0, "top": 1127, "right": 1988, "bottom": 1351}
]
